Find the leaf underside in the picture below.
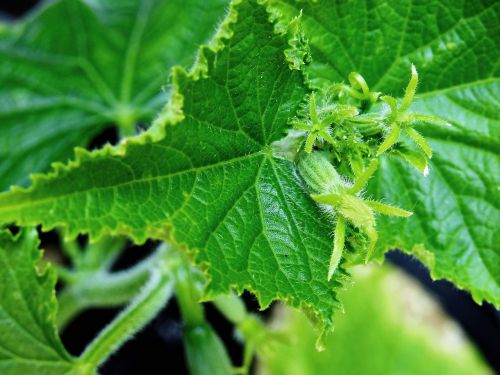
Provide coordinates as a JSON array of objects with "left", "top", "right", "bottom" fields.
[
  {"left": 273, "top": 0, "right": 500, "bottom": 305},
  {"left": 0, "top": 0, "right": 228, "bottom": 190},
  {"left": 0, "top": 1, "right": 347, "bottom": 331}
]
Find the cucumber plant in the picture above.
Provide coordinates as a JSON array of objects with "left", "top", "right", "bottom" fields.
[{"left": 0, "top": 0, "right": 498, "bottom": 373}]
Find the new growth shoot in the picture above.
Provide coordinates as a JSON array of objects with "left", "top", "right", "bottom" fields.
[{"left": 294, "top": 65, "right": 448, "bottom": 280}]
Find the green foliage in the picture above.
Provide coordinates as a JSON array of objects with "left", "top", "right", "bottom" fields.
[
  {"left": 0, "top": 0, "right": 228, "bottom": 190},
  {"left": 0, "top": 0, "right": 348, "bottom": 334},
  {"left": 272, "top": 0, "right": 500, "bottom": 306},
  {"left": 260, "top": 264, "right": 492, "bottom": 375},
  {"left": 298, "top": 153, "right": 411, "bottom": 280},
  {"left": 0, "top": 0, "right": 498, "bottom": 369},
  {"left": 0, "top": 229, "right": 77, "bottom": 374},
  {"left": 0, "top": 228, "right": 176, "bottom": 374}
]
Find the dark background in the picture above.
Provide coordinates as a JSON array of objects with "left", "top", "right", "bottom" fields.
[{"left": 2, "top": 1, "right": 499, "bottom": 374}]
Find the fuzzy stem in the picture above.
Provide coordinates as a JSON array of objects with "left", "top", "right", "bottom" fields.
[
  {"left": 57, "top": 246, "right": 163, "bottom": 330},
  {"left": 350, "top": 119, "right": 383, "bottom": 136},
  {"left": 58, "top": 234, "right": 81, "bottom": 264},
  {"left": 77, "top": 262, "right": 173, "bottom": 369}
]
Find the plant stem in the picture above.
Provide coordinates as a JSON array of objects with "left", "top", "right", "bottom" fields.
[
  {"left": 77, "top": 252, "right": 173, "bottom": 370},
  {"left": 57, "top": 245, "right": 162, "bottom": 330},
  {"left": 173, "top": 256, "right": 232, "bottom": 375},
  {"left": 174, "top": 262, "right": 205, "bottom": 326},
  {"left": 80, "top": 236, "right": 127, "bottom": 271},
  {"left": 116, "top": 106, "right": 138, "bottom": 138},
  {"left": 213, "top": 293, "right": 270, "bottom": 374},
  {"left": 212, "top": 293, "right": 247, "bottom": 325},
  {"left": 58, "top": 231, "right": 81, "bottom": 263}
]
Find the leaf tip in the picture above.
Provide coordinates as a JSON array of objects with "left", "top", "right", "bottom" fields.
[{"left": 423, "top": 165, "right": 430, "bottom": 177}]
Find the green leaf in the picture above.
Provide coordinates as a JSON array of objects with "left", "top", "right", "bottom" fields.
[
  {"left": 0, "top": 0, "right": 228, "bottom": 190},
  {"left": 0, "top": 1, "right": 346, "bottom": 332},
  {"left": 272, "top": 0, "right": 500, "bottom": 305},
  {"left": 0, "top": 229, "right": 77, "bottom": 374},
  {"left": 260, "top": 264, "right": 492, "bottom": 375}
]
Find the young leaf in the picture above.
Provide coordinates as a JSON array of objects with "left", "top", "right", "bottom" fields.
[
  {"left": 0, "top": 229, "right": 78, "bottom": 374},
  {"left": 272, "top": 0, "right": 500, "bottom": 306},
  {"left": 0, "top": 1, "right": 347, "bottom": 333},
  {"left": 0, "top": 0, "right": 228, "bottom": 190}
]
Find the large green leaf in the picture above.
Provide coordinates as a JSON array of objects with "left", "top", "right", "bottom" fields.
[
  {"left": 0, "top": 1, "right": 346, "bottom": 331},
  {"left": 272, "top": 0, "right": 500, "bottom": 305},
  {"left": 0, "top": 229, "right": 77, "bottom": 374},
  {"left": 0, "top": 0, "right": 228, "bottom": 190}
]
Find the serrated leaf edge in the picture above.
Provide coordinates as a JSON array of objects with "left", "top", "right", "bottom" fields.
[
  {"left": 1, "top": 0, "right": 347, "bottom": 336},
  {"left": 0, "top": 228, "right": 75, "bottom": 363},
  {"left": 375, "top": 241, "right": 500, "bottom": 308}
]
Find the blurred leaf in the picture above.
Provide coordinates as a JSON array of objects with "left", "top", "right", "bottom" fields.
[
  {"left": 259, "top": 264, "right": 492, "bottom": 375},
  {"left": 0, "top": 0, "right": 228, "bottom": 190}
]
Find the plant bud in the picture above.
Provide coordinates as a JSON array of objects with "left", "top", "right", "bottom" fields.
[
  {"left": 297, "top": 152, "right": 343, "bottom": 194},
  {"left": 184, "top": 322, "right": 233, "bottom": 375},
  {"left": 338, "top": 194, "right": 375, "bottom": 229}
]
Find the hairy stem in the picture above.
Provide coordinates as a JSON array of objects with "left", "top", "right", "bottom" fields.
[
  {"left": 57, "top": 245, "right": 163, "bottom": 330},
  {"left": 77, "top": 247, "right": 173, "bottom": 370}
]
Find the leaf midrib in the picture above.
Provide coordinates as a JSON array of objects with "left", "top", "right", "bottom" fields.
[
  {"left": 0, "top": 151, "right": 266, "bottom": 214},
  {"left": 119, "top": 0, "right": 151, "bottom": 103},
  {"left": 1, "top": 0, "right": 160, "bottom": 121},
  {"left": 279, "top": 0, "right": 498, "bottom": 99},
  {"left": 417, "top": 78, "right": 499, "bottom": 99},
  {"left": 371, "top": 5, "right": 496, "bottom": 90}
]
